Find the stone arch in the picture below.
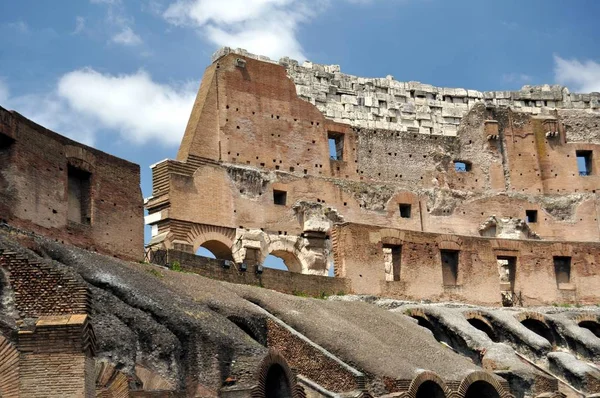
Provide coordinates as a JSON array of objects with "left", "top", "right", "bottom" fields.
[
  {"left": 227, "top": 315, "right": 267, "bottom": 346},
  {"left": 458, "top": 371, "right": 510, "bottom": 398},
  {"left": 251, "top": 349, "right": 301, "bottom": 398},
  {"left": 265, "top": 239, "right": 308, "bottom": 274},
  {"left": 463, "top": 312, "right": 499, "bottom": 342},
  {"left": 188, "top": 224, "right": 235, "bottom": 260},
  {"left": 406, "top": 371, "right": 451, "bottom": 398},
  {"left": 437, "top": 235, "right": 462, "bottom": 251},
  {"left": 574, "top": 314, "right": 600, "bottom": 338},
  {"left": 516, "top": 312, "right": 556, "bottom": 346}
]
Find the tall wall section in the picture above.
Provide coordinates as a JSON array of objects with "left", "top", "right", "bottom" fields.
[
  {"left": 0, "top": 106, "right": 144, "bottom": 260},
  {"left": 147, "top": 47, "right": 600, "bottom": 279}
]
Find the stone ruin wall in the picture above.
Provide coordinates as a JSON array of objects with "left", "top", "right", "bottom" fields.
[{"left": 214, "top": 47, "right": 600, "bottom": 137}]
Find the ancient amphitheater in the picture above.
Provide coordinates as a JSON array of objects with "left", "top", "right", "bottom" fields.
[{"left": 0, "top": 47, "right": 600, "bottom": 397}]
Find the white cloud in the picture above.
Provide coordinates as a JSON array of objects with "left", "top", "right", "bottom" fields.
[
  {"left": 554, "top": 55, "right": 600, "bottom": 93},
  {"left": 112, "top": 26, "right": 143, "bottom": 45},
  {"left": 1, "top": 69, "right": 196, "bottom": 147},
  {"left": 163, "top": 0, "right": 320, "bottom": 61},
  {"left": 5, "top": 21, "right": 29, "bottom": 34},
  {"left": 502, "top": 73, "right": 532, "bottom": 84},
  {"left": 57, "top": 69, "right": 195, "bottom": 145},
  {"left": 73, "top": 16, "right": 86, "bottom": 34}
]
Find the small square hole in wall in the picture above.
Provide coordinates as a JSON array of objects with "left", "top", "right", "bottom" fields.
[
  {"left": 454, "top": 161, "right": 472, "bottom": 172},
  {"left": 399, "top": 203, "right": 411, "bottom": 218},
  {"left": 273, "top": 190, "right": 287, "bottom": 206},
  {"left": 525, "top": 210, "right": 538, "bottom": 223}
]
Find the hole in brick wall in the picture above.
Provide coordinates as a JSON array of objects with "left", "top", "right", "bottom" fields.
[
  {"left": 67, "top": 165, "right": 92, "bottom": 225},
  {"left": 382, "top": 244, "right": 401, "bottom": 281},
  {"left": 467, "top": 318, "right": 499, "bottom": 342},
  {"left": 264, "top": 364, "right": 292, "bottom": 398},
  {"left": 273, "top": 190, "right": 287, "bottom": 206},
  {"left": 454, "top": 160, "right": 472, "bottom": 172},
  {"left": 464, "top": 381, "right": 500, "bottom": 398},
  {"left": 399, "top": 203, "right": 411, "bottom": 218},
  {"left": 520, "top": 318, "right": 555, "bottom": 346},
  {"left": 553, "top": 256, "right": 571, "bottom": 285},
  {"left": 577, "top": 150, "right": 593, "bottom": 176},
  {"left": 579, "top": 321, "right": 600, "bottom": 338},
  {"left": 441, "top": 250, "right": 459, "bottom": 286},
  {"left": 415, "top": 381, "right": 446, "bottom": 398},
  {"left": 328, "top": 132, "right": 344, "bottom": 161},
  {"left": 525, "top": 210, "right": 538, "bottom": 223},
  {"left": 196, "top": 241, "right": 233, "bottom": 261}
]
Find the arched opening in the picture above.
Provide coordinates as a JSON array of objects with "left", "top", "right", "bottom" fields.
[
  {"left": 467, "top": 318, "right": 499, "bottom": 342},
  {"left": 227, "top": 316, "right": 266, "bottom": 346},
  {"left": 464, "top": 380, "right": 500, "bottom": 398},
  {"left": 579, "top": 320, "right": 600, "bottom": 338},
  {"left": 195, "top": 240, "right": 233, "bottom": 261},
  {"left": 265, "top": 364, "right": 292, "bottom": 398},
  {"left": 415, "top": 380, "right": 446, "bottom": 398},
  {"left": 521, "top": 318, "right": 555, "bottom": 346},
  {"left": 264, "top": 250, "right": 302, "bottom": 273}
]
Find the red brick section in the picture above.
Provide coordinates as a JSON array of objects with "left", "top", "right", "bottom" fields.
[
  {"left": 0, "top": 106, "right": 143, "bottom": 261},
  {"left": 266, "top": 319, "right": 358, "bottom": 393},
  {"left": 164, "top": 249, "right": 351, "bottom": 297},
  {"left": 0, "top": 335, "right": 19, "bottom": 398},
  {"left": 334, "top": 223, "right": 600, "bottom": 306},
  {"left": 0, "top": 251, "right": 89, "bottom": 317},
  {"left": 17, "top": 315, "right": 96, "bottom": 398}
]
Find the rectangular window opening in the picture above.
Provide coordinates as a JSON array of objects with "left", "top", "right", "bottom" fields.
[
  {"left": 383, "top": 244, "right": 401, "bottom": 282},
  {"left": 273, "top": 190, "right": 287, "bottom": 206},
  {"left": 454, "top": 161, "right": 472, "bottom": 172},
  {"left": 399, "top": 203, "right": 412, "bottom": 218},
  {"left": 525, "top": 210, "right": 538, "bottom": 223},
  {"left": 497, "top": 256, "right": 516, "bottom": 291},
  {"left": 328, "top": 132, "right": 344, "bottom": 161},
  {"left": 576, "top": 150, "right": 592, "bottom": 176},
  {"left": 441, "top": 250, "right": 459, "bottom": 286},
  {"left": 553, "top": 256, "right": 571, "bottom": 285},
  {"left": 67, "top": 165, "right": 92, "bottom": 225}
]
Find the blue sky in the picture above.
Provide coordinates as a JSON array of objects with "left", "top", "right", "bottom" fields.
[{"left": 1, "top": 0, "right": 599, "bottom": 270}]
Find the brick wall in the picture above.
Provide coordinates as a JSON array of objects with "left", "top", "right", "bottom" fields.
[
  {"left": 0, "top": 334, "right": 19, "bottom": 398},
  {"left": 0, "top": 106, "right": 143, "bottom": 260},
  {"left": 334, "top": 223, "right": 600, "bottom": 306},
  {"left": 159, "top": 250, "right": 351, "bottom": 297},
  {"left": 266, "top": 318, "right": 358, "bottom": 393},
  {"left": 0, "top": 251, "right": 88, "bottom": 317}
]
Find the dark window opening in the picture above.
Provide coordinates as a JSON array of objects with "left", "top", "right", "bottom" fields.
[
  {"left": 328, "top": 132, "right": 344, "bottom": 161},
  {"left": 553, "top": 256, "right": 571, "bottom": 285},
  {"left": 415, "top": 381, "right": 446, "bottom": 398},
  {"left": 383, "top": 244, "right": 401, "bottom": 281},
  {"left": 273, "top": 190, "right": 287, "bottom": 206},
  {"left": 441, "top": 250, "right": 459, "bottom": 286},
  {"left": 454, "top": 160, "right": 472, "bottom": 172},
  {"left": 577, "top": 150, "right": 592, "bottom": 176},
  {"left": 525, "top": 210, "right": 538, "bottom": 223},
  {"left": 67, "top": 166, "right": 91, "bottom": 225},
  {"left": 399, "top": 203, "right": 412, "bottom": 218},
  {"left": 265, "top": 364, "right": 292, "bottom": 398},
  {"left": 0, "top": 134, "right": 14, "bottom": 151},
  {"left": 467, "top": 318, "right": 499, "bottom": 342}
]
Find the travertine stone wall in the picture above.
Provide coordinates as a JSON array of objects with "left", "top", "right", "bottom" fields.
[{"left": 213, "top": 47, "right": 600, "bottom": 136}]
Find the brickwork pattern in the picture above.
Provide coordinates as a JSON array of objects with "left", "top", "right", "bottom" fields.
[
  {"left": 0, "top": 251, "right": 89, "bottom": 317},
  {"left": 0, "top": 106, "right": 143, "bottom": 260},
  {"left": 0, "top": 334, "right": 19, "bottom": 398},
  {"left": 266, "top": 318, "right": 358, "bottom": 393}
]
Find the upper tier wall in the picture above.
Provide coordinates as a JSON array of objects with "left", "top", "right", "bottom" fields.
[{"left": 213, "top": 47, "right": 600, "bottom": 136}]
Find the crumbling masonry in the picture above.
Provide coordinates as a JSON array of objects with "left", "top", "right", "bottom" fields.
[{"left": 146, "top": 47, "right": 600, "bottom": 306}]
